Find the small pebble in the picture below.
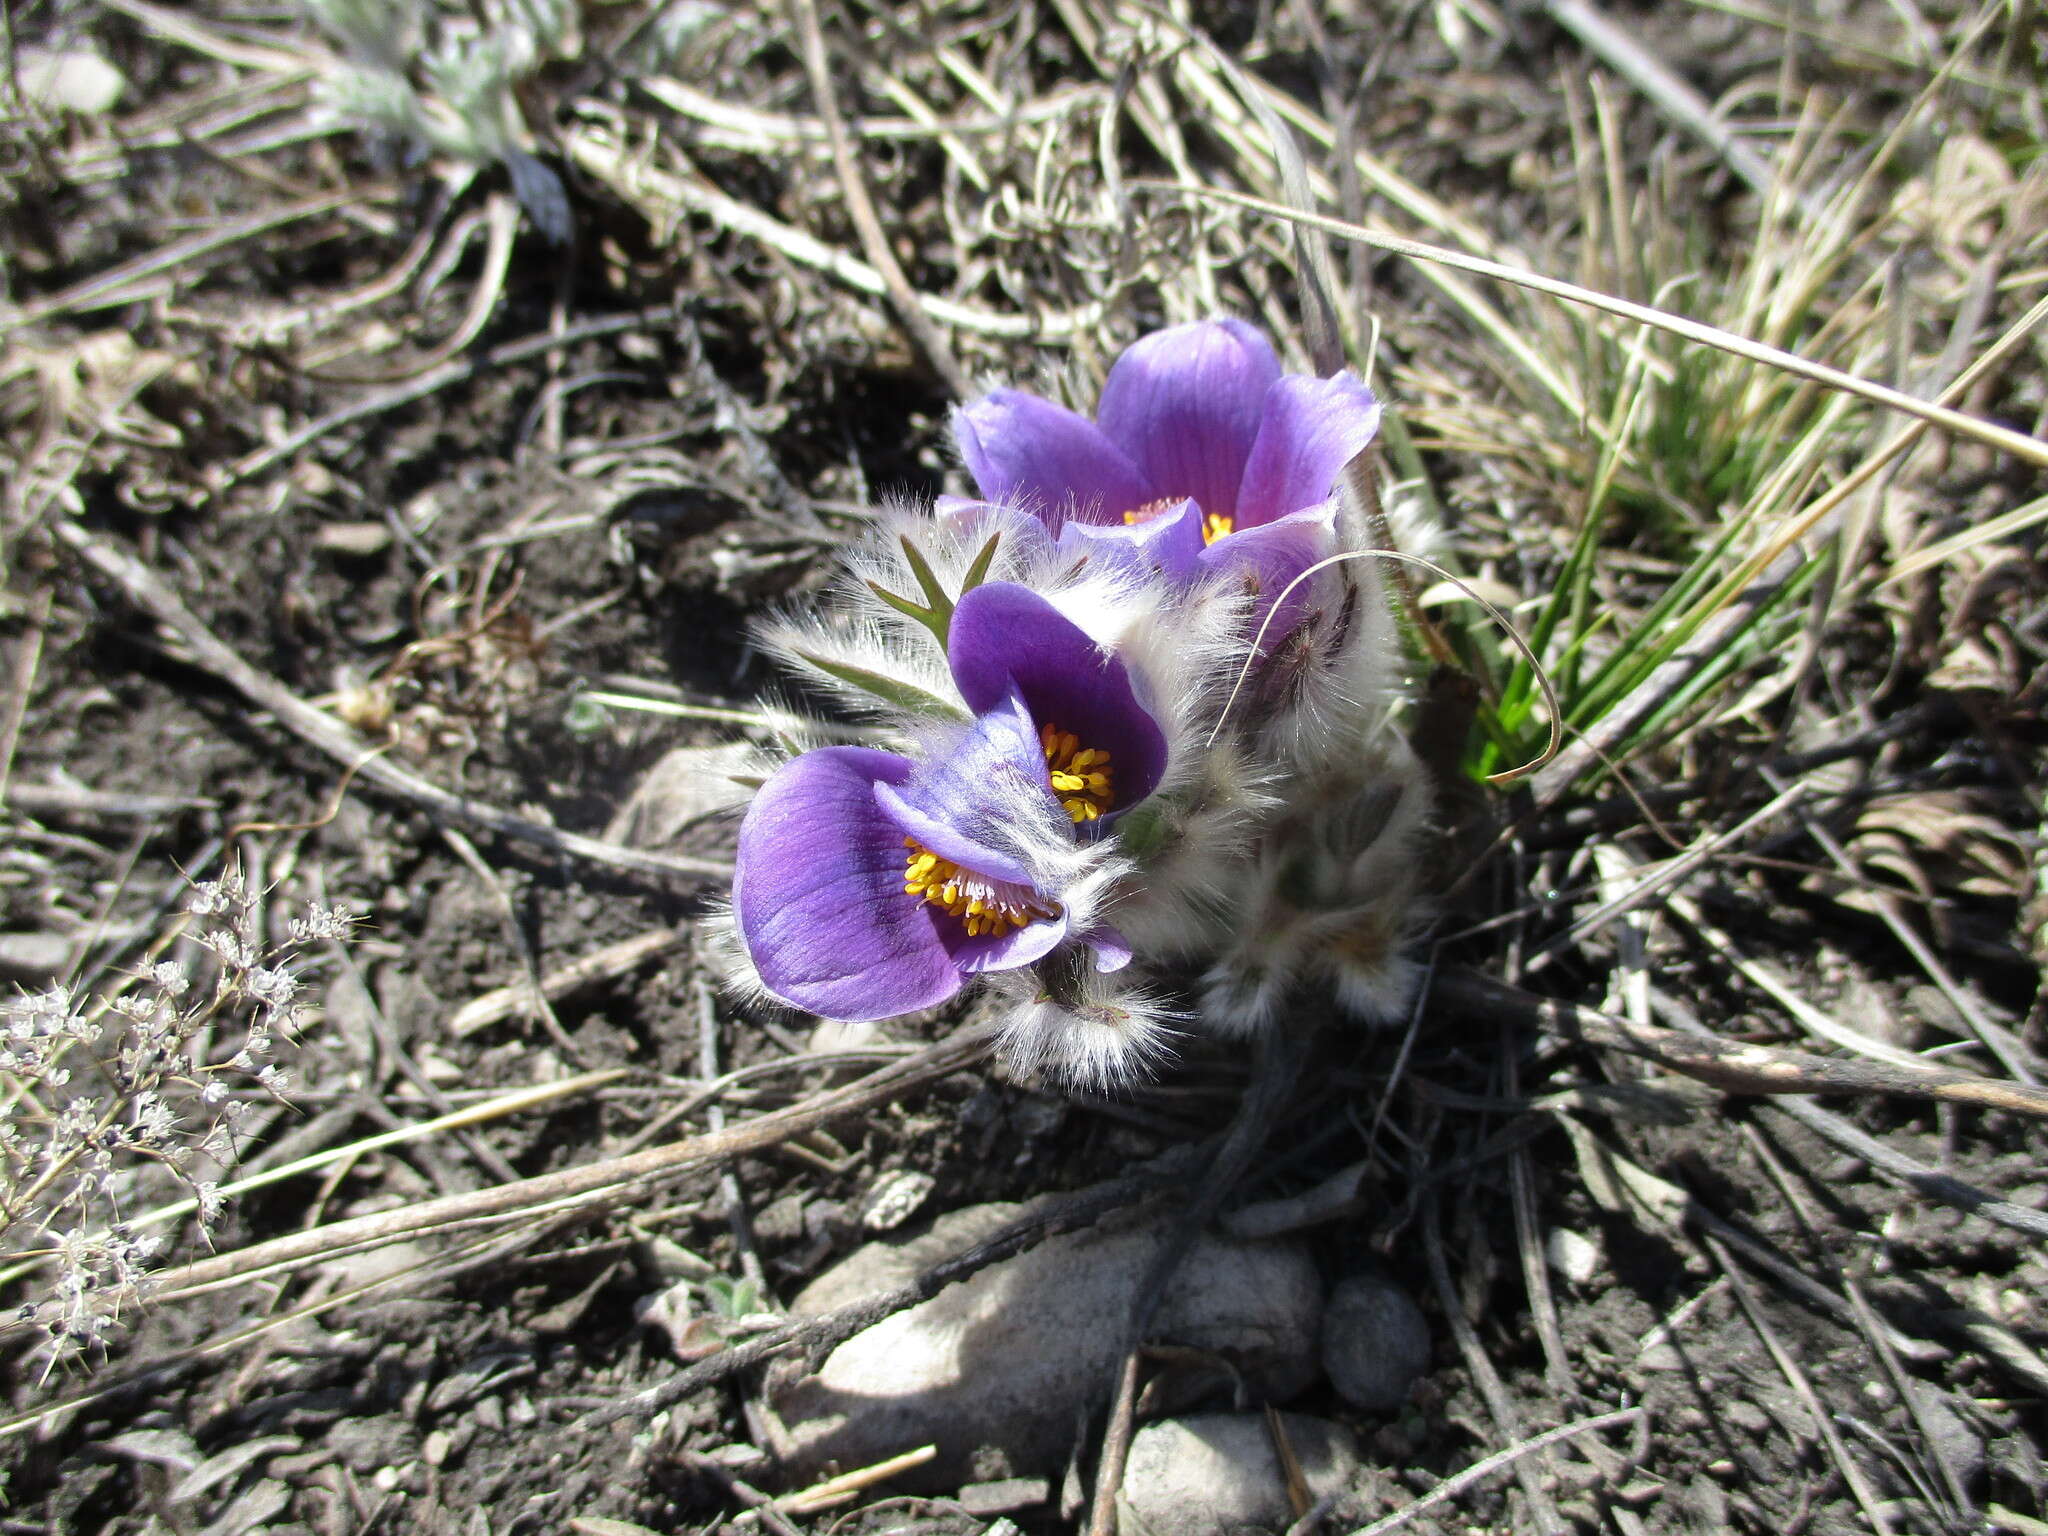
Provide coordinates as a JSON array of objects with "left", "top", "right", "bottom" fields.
[
  {"left": 1545, "top": 1228, "right": 1602, "bottom": 1285},
  {"left": 1118, "top": 1414, "right": 1361, "bottom": 1536},
  {"left": 751, "top": 1195, "right": 807, "bottom": 1247},
  {"left": 313, "top": 521, "right": 394, "bottom": 557},
  {"left": 956, "top": 1477, "right": 1049, "bottom": 1515},
  {"left": 860, "top": 1170, "right": 935, "bottom": 1232},
  {"left": 1321, "top": 1275, "right": 1431, "bottom": 1412}
]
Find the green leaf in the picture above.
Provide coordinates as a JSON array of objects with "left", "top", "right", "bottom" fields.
[
  {"left": 866, "top": 580, "right": 949, "bottom": 644},
  {"left": 792, "top": 649, "right": 967, "bottom": 718},
  {"left": 958, "top": 530, "right": 1003, "bottom": 595},
  {"left": 561, "top": 692, "right": 612, "bottom": 738},
  {"left": 1112, "top": 800, "right": 1168, "bottom": 860},
  {"left": 898, "top": 535, "right": 954, "bottom": 618}
]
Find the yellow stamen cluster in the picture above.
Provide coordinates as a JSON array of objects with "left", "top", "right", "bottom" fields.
[
  {"left": 1041, "top": 723, "right": 1113, "bottom": 823},
  {"left": 903, "top": 840, "right": 1056, "bottom": 938},
  {"left": 1117, "top": 500, "right": 1233, "bottom": 546}
]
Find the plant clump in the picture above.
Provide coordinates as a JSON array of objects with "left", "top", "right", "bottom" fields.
[{"left": 719, "top": 319, "right": 1433, "bottom": 1086}]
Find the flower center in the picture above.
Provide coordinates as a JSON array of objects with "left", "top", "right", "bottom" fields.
[
  {"left": 1118, "top": 499, "right": 1233, "bottom": 545},
  {"left": 903, "top": 839, "right": 1059, "bottom": 939},
  {"left": 1040, "top": 722, "right": 1113, "bottom": 823}
]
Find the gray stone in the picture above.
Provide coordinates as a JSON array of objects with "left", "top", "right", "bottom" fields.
[
  {"left": 1320, "top": 1274, "right": 1430, "bottom": 1411},
  {"left": 956, "top": 1477, "right": 1049, "bottom": 1515},
  {"left": 604, "top": 743, "right": 756, "bottom": 852},
  {"left": 1117, "top": 1413, "right": 1361, "bottom": 1536},
  {"left": 1545, "top": 1227, "right": 1602, "bottom": 1285},
  {"left": 325, "top": 1417, "right": 415, "bottom": 1474},
  {"left": 761, "top": 1201, "right": 1322, "bottom": 1486}
]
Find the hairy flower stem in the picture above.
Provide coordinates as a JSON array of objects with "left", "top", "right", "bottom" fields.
[{"left": 1115, "top": 1020, "right": 1314, "bottom": 1360}]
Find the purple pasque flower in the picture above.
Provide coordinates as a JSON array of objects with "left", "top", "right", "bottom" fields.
[
  {"left": 949, "top": 319, "right": 1381, "bottom": 633},
  {"left": 733, "top": 582, "right": 1165, "bottom": 1021}
]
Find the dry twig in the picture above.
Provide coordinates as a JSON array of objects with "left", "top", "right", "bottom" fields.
[
  {"left": 55, "top": 520, "right": 728, "bottom": 884},
  {"left": 158, "top": 1030, "right": 988, "bottom": 1303},
  {"left": 1349, "top": 1407, "right": 1646, "bottom": 1535},
  {"left": 1437, "top": 969, "right": 2048, "bottom": 1119}
]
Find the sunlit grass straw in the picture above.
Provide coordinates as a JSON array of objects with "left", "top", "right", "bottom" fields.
[{"left": 1140, "top": 168, "right": 2045, "bottom": 784}]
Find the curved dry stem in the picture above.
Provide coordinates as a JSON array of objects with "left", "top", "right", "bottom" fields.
[{"left": 1149, "top": 183, "right": 2048, "bottom": 470}]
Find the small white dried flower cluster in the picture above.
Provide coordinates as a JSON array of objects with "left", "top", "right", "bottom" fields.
[{"left": 0, "top": 869, "right": 354, "bottom": 1364}]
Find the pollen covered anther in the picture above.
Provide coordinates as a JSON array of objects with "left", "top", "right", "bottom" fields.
[
  {"left": 1118, "top": 499, "right": 1233, "bottom": 546},
  {"left": 1040, "top": 723, "right": 1114, "bottom": 822},
  {"left": 1120, "top": 497, "right": 1182, "bottom": 526},
  {"left": 903, "top": 839, "right": 1060, "bottom": 938}
]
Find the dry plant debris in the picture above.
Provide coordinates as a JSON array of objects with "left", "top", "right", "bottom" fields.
[{"left": 0, "top": 0, "right": 2043, "bottom": 1531}]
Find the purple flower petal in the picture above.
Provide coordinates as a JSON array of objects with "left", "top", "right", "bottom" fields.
[
  {"left": 873, "top": 695, "right": 1059, "bottom": 888},
  {"left": 1084, "top": 924, "right": 1134, "bottom": 972},
  {"left": 1096, "top": 319, "right": 1281, "bottom": 523},
  {"left": 734, "top": 747, "right": 966, "bottom": 1021},
  {"left": 948, "top": 582, "right": 1169, "bottom": 814},
  {"left": 1199, "top": 506, "right": 1337, "bottom": 651},
  {"left": 1233, "top": 372, "right": 1382, "bottom": 529},
  {"left": 1054, "top": 497, "right": 1205, "bottom": 583},
  {"left": 953, "top": 391, "right": 1156, "bottom": 526},
  {"left": 933, "top": 494, "right": 1056, "bottom": 563},
  {"left": 950, "top": 906, "right": 1069, "bottom": 973}
]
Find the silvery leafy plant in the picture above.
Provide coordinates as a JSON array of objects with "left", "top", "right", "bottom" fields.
[
  {"left": 305, "top": 0, "right": 575, "bottom": 241},
  {"left": 716, "top": 321, "right": 1431, "bottom": 1087}
]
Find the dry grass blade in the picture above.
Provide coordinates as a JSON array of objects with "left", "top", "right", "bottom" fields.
[
  {"left": 5, "top": 190, "right": 370, "bottom": 324},
  {"left": 788, "top": 0, "right": 970, "bottom": 397},
  {"left": 1150, "top": 184, "right": 2048, "bottom": 469},
  {"left": 0, "top": 1212, "right": 571, "bottom": 1443},
  {"left": 1086, "top": 1349, "right": 1142, "bottom": 1536},
  {"left": 1437, "top": 970, "right": 2048, "bottom": 1118},
  {"left": 563, "top": 125, "right": 1105, "bottom": 341},
  {"left": 126, "top": 1071, "right": 623, "bottom": 1238},
  {"left": 1540, "top": 0, "right": 1779, "bottom": 196},
  {"left": 1421, "top": 1197, "right": 1567, "bottom": 1535},
  {"left": 218, "top": 305, "right": 680, "bottom": 487},
  {"left": 1766, "top": 1097, "right": 2048, "bottom": 1243},
  {"left": 449, "top": 929, "right": 684, "bottom": 1038},
  {"left": 777, "top": 1447, "right": 938, "bottom": 1515},
  {"left": 1705, "top": 1232, "right": 1896, "bottom": 1534},
  {"left": 1350, "top": 1407, "right": 1646, "bottom": 1535},
  {"left": 154, "top": 1030, "right": 987, "bottom": 1303},
  {"left": 305, "top": 192, "right": 518, "bottom": 384}
]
